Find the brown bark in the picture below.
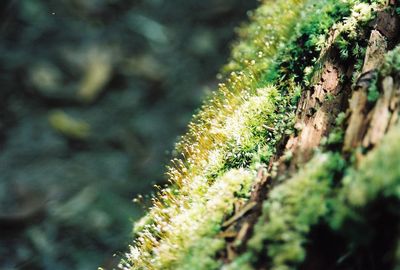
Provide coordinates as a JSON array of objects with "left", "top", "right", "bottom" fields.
[{"left": 343, "top": 30, "right": 388, "bottom": 151}]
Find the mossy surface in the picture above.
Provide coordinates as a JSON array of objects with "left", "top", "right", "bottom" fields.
[
  {"left": 247, "top": 153, "right": 345, "bottom": 270},
  {"left": 122, "top": 0, "right": 397, "bottom": 269},
  {"left": 381, "top": 45, "right": 400, "bottom": 77},
  {"left": 332, "top": 123, "right": 400, "bottom": 225},
  {"left": 229, "top": 123, "right": 400, "bottom": 270}
]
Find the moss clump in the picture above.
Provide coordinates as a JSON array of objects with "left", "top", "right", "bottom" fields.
[
  {"left": 366, "top": 45, "right": 400, "bottom": 103},
  {"left": 320, "top": 124, "right": 400, "bottom": 269},
  {"left": 243, "top": 153, "right": 344, "bottom": 270},
  {"left": 381, "top": 45, "right": 400, "bottom": 78},
  {"left": 331, "top": 123, "right": 400, "bottom": 224},
  {"left": 121, "top": 169, "right": 253, "bottom": 270},
  {"left": 222, "top": 0, "right": 311, "bottom": 76},
  {"left": 262, "top": 0, "right": 352, "bottom": 85}
]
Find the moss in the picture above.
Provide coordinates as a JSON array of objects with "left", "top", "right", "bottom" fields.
[
  {"left": 380, "top": 45, "right": 400, "bottom": 78},
  {"left": 222, "top": 0, "right": 311, "bottom": 76},
  {"left": 243, "top": 153, "right": 344, "bottom": 270},
  {"left": 220, "top": 87, "right": 289, "bottom": 171},
  {"left": 330, "top": 124, "right": 400, "bottom": 228},
  {"left": 260, "top": 0, "right": 353, "bottom": 87},
  {"left": 121, "top": 169, "right": 253, "bottom": 270},
  {"left": 321, "top": 112, "right": 347, "bottom": 147},
  {"left": 323, "top": 1, "right": 378, "bottom": 64},
  {"left": 366, "top": 45, "right": 400, "bottom": 103},
  {"left": 176, "top": 238, "right": 225, "bottom": 270},
  {"left": 123, "top": 0, "right": 314, "bottom": 266},
  {"left": 326, "top": 129, "right": 344, "bottom": 146},
  {"left": 306, "top": 124, "right": 400, "bottom": 270}
]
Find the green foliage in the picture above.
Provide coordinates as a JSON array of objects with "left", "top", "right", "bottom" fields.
[
  {"left": 316, "top": 125, "right": 400, "bottom": 269},
  {"left": 326, "top": 129, "right": 345, "bottom": 145}
]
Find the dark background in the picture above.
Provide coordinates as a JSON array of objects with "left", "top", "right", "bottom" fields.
[{"left": 0, "top": 0, "right": 257, "bottom": 269}]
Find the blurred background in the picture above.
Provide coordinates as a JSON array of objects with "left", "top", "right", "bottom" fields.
[{"left": 0, "top": 0, "right": 257, "bottom": 269}]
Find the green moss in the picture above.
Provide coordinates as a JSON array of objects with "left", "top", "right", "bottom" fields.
[
  {"left": 121, "top": 169, "right": 253, "bottom": 270},
  {"left": 335, "top": 112, "right": 347, "bottom": 126},
  {"left": 222, "top": 0, "right": 311, "bottom": 76},
  {"left": 242, "top": 153, "right": 344, "bottom": 270},
  {"left": 331, "top": 124, "right": 400, "bottom": 227},
  {"left": 221, "top": 252, "right": 254, "bottom": 270},
  {"left": 326, "top": 129, "right": 344, "bottom": 145},
  {"left": 321, "top": 112, "right": 347, "bottom": 147},
  {"left": 366, "top": 45, "right": 400, "bottom": 103},
  {"left": 260, "top": 0, "right": 353, "bottom": 87},
  {"left": 316, "top": 124, "right": 400, "bottom": 269},
  {"left": 380, "top": 45, "right": 400, "bottom": 77},
  {"left": 177, "top": 238, "right": 225, "bottom": 270}
]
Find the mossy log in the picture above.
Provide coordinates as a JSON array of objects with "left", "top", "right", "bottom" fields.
[{"left": 118, "top": 1, "right": 400, "bottom": 269}]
